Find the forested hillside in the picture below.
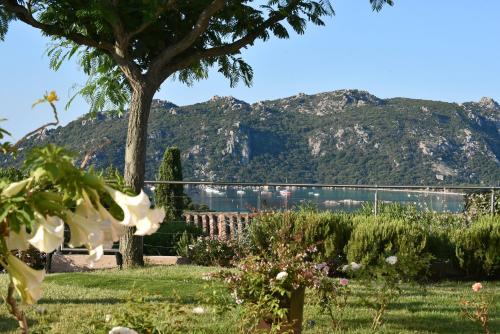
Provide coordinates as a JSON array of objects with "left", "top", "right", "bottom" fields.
[{"left": 3, "top": 89, "right": 499, "bottom": 185}]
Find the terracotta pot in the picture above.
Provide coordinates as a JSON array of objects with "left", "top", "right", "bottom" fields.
[{"left": 255, "top": 286, "right": 305, "bottom": 334}]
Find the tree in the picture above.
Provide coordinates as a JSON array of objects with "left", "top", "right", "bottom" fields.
[
  {"left": 0, "top": 0, "right": 393, "bottom": 266},
  {"left": 155, "top": 146, "right": 184, "bottom": 221}
]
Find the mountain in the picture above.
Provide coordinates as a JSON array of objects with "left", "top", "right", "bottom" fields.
[{"left": 3, "top": 89, "right": 500, "bottom": 185}]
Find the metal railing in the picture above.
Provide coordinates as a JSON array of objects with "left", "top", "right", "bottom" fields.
[
  {"left": 50, "top": 181, "right": 497, "bottom": 270},
  {"left": 144, "top": 180, "right": 499, "bottom": 215}
]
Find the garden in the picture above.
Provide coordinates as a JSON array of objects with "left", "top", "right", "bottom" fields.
[
  {"left": 0, "top": 266, "right": 498, "bottom": 333},
  {"left": 0, "top": 2, "right": 499, "bottom": 333},
  {"left": 1, "top": 193, "right": 499, "bottom": 333}
]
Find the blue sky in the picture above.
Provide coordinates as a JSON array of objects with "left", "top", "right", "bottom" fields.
[{"left": 1, "top": 0, "right": 499, "bottom": 140}]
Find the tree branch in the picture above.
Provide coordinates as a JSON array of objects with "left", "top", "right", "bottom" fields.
[
  {"left": 92, "top": 1, "right": 144, "bottom": 84},
  {"left": 1, "top": 0, "right": 114, "bottom": 52},
  {"left": 128, "top": 0, "right": 177, "bottom": 40},
  {"left": 163, "top": 11, "right": 285, "bottom": 77},
  {"left": 80, "top": 137, "right": 111, "bottom": 169},
  {"left": 6, "top": 282, "right": 28, "bottom": 334},
  {"left": 13, "top": 103, "right": 59, "bottom": 149},
  {"left": 148, "top": 0, "right": 225, "bottom": 83}
]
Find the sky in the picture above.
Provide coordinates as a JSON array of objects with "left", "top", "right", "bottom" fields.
[{"left": 1, "top": 0, "right": 499, "bottom": 140}]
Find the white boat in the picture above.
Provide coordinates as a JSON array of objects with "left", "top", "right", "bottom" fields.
[
  {"left": 313, "top": 193, "right": 320, "bottom": 197},
  {"left": 204, "top": 186, "right": 224, "bottom": 195},
  {"left": 236, "top": 190, "right": 245, "bottom": 196},
  {"left": 280, "top": 190, "right": 292, "bottom": 197}
]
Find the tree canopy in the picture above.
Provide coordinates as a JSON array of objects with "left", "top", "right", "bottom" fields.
[
  {"left": 2, "top": 0, "right": 392, "bottom": 113},
  {"left": 1, "top": 0, "right": 394, "bottom": 266}
]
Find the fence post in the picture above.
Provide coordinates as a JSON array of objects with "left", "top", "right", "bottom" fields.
[
  {"left": 491, "top": 188, "right": 495, "bottom": 215},
  {"left": 257, "top": 187, "right": 261, "bottom": 212},
  {"left": 374, "top": 186, "right": 378, "bottom": 216}
]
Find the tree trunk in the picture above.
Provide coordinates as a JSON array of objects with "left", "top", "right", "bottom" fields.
[{"left": 120, "top": 84, "right": 155, "bottom": 268}]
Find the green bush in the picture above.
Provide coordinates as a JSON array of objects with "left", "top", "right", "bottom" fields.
[
  {"left": 246, "top": 208, "right": 499, "bottom": 280},
  {"left": 185, "top": 237, "right": 241, "bottom": 267},
  {"left": 346, "top": 216, "right": 430, "bottom": 277},
  {"left": 293, "top": 210, "right": 353, "bottom": 263},
  {"left": 423, "top": 215, "right": 466, "bottom": 279},
  {"left": 249, "top": 211, "right": 351, "bottom": 259},
  {"left": 454, "top": 215, "right": 500, "bottom": 277}
]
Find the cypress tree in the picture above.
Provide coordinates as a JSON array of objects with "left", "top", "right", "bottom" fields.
[{"left": 155, "top": 147, "right": 184, "bottom": 221}]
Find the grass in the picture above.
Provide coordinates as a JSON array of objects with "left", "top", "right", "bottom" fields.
[{"left": 0, "top": 265, "right": 498, "bottom": 333}]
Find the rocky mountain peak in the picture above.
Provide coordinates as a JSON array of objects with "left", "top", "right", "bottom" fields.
[
  {"left": 478, "top": 97, "right": 499, "bottom": 111},
  {"left": 329, "top": 89, "right": 382, "bottom": 105},
  {"left": 210, "top": 95, "right": 248, "bottom": 105},
  {"left": 151, "top": 99, "right": 178, "bottom": 109},
  {"left": 208, "top": 96, "right": 249, "bottom": 112}
]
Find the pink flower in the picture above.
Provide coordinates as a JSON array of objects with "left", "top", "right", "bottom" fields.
[
  {"left": 339, "top": 278, "right": 349, "bottom": 286},
  {"left": 472, "top": 282, "right": 482, "bottom": 292}
]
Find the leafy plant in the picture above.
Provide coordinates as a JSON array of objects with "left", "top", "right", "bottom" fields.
[
  {"left": 345, "top": 253, "right": 430, "bottom": 330},
  {"left": 454, "top": 215, "right": 500, "bottom": 277},
  {"left": 144, "top": 221, "right": 202, "bottom": 256},
  {"left": 185, "top": 237, "right": 241, "bottom": 267},
  {"left": 460, "top": 282, "right": 492, "bottom": 334},
  {"left": 346, "top": 216, "right": 430, "bottom": 271},
  {"left": 315, "top": 276, "right": 351, "bottom": 331},
  {"left": 0, "top": 94, "right": 165, "bottom": 333}
]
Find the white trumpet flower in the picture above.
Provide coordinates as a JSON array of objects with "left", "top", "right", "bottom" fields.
[
  {"left": 65, "top": 210, "right": 101, "bottom": 248},
  {"left": 65, "top": 192, "right": 106, "bottom": 262},
  {"left": 6, "top": 254, "right": 45, "bottom": 304},
  {"left": 96, "top": 201, "right": 125, "bottom": 244},
  {"left": 1, "top": 178, "right": 31, "bottom": 197},
  {"left": 5, "top": 225, "right": 30, "bottom": 251},
  {"left": 134, "top": 207, "right": 165, "bottom": 236},
  {"left": 28, "top": 213, "right": 64, "bottom": 253},
  {"left": 105, "top": 186, "right": 165, "bottom": 236}
]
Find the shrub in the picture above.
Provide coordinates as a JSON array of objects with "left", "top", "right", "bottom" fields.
[
  {"left": 464, "top": 190, "right": 500, "bottom": 219},
  {"left": 213, "top": 211, "right": 331, "bottom": 333},
  {"left": 293, "top": 210, "right": 353, "bottom": 268},
  {"left": 424, "top": 216, "right": 466, "bottom": 279},
  {"left": 346, "top": 216, "right": 431, "bottom": 278},
  {"left": 358, "top": 202, "right": 423, "bottom": 220},
  {"left": 249, "top": 210, "right": 352, "bottom": 267},
  {"left": 185, "top": 237, "right": 242, "bottom": 267},
  {"left": 454, "top": 215, "right": 500, "bottom": 277}
]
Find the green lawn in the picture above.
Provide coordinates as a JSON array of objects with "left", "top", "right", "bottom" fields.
[{"left": 0, "top": 265, "right": 499, "bottom": 333}]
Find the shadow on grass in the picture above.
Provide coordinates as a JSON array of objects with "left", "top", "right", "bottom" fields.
[
  {"left": 0, "top": 314, "right": 41, "bottom": 333},
  {"left": 38, "top": 294, "right": 205, "bottom": 306},
  {"left": 44, "top": 272, "right": 221, "bottom": 306},
  {"left": 46, "top": 273, "right": 205, "bottom": 291},
  {"left": 38, "top": 297, "right": 124, "bottom": 305},
  {"left": 386, "top": 312, "right": 497, "bottom": 334},
  {"left": 390, "top": 300, "right": 460, "bottom": 314}
]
